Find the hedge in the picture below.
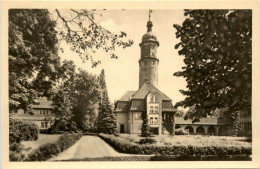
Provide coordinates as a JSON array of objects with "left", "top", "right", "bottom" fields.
[
  {"left": 26, "top": 132, "right": 83, "bottom": 161},
  {"left": 56, "top": 155, "right": 251, "bottom": 161},
  {"left": 99, "top": 134, "right": 252, "bottom": 156}
]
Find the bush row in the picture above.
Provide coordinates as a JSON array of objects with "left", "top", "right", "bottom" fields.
[
  {"left": 26, "top": 132, "right": 83, "bottom": 161},
  {"left": 150, "top": 155, "right": 251, "bottom": 161},
  {"left": 56, "top": 155, "right": 251, "bottom": 161},
  {"left": 99, "top": 134, "right": 252, "bottom": 156}
]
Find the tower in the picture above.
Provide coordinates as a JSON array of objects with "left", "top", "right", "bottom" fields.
[{"left": 139, "top": 12, "right": 160, "bottom": 88}]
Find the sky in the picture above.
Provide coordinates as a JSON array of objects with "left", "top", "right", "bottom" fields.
[{"left": 58, "top": 9, "right": 187, "bottom": 105}]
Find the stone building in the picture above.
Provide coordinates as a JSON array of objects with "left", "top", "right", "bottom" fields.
[{"left": 115, "top": 18, "right": 175, "bottom": 135}]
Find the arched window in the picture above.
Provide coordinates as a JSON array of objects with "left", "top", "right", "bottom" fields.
[{"left": 150, "top": 95, "right": 158, "bottom": 102}]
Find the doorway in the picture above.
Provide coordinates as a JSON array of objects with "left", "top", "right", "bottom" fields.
[
  {"left": 120, "top": 124, "right": 124, "bottom": 133},
  {"left": 149, "top": 127, "right": 159, "bottom": 135}
]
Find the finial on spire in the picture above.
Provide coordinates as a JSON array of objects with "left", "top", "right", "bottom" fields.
[
  {"left": 147, "top": 9, "right": 153, "bottom": 32},
  {"left": 149, "top": 9, "right": 152, "bottom": 21}
]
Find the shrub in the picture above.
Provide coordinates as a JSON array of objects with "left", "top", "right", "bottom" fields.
[
  {"left": 9, "top": 119, "right": 39, "bottom": 161},
  {"left": 26, "top": 132, "right": 83, "bottom": 161},
  {"left": 49, "top": 119, "right": 78, "bottom": 134},
  {"left": 99, "top": 134, "right": 252, "bottom": 156},
  {"left": 150, "top": 155, "right": 251, "bottom": 161},
  {"left": 138, "top": 137, "right": 156, "bottom": 144},
  {"left": 27, "top": 143, "right": 60, "bottom": 161},
  {"left": 175, "top": 128, "right": 188, "bottom": 135}
]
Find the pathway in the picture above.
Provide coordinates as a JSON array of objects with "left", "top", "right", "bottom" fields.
[{"left": 50, "top": 136, "right": 129, "bottom": 161}]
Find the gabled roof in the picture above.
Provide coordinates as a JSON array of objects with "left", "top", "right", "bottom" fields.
[
  {"left": 31, "top": 97, "right": 52, "bottom": 109},
  {"left": 118, "top": 91, "right": 136, "bottom": 101},
  {"left": 175, "top": 117, "right": 224, "bottom": 125},
  {"left": 132, "top": 81, "right": 171, "bottom": 101}
]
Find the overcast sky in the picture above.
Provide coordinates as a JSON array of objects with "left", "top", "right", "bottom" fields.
[{"left": 58, "top": 9, "right": 187, "bottom": 105}]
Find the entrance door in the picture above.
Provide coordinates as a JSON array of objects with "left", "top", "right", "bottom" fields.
[
  {"left": 120, "top": 124, "right": 124, "bottom": 133},
  {"left": 149, "top": 127, "right": 159, "bottom": 135}
]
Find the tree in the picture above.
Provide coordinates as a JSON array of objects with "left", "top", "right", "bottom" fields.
[
  {"left": 173, "top": 10, "right": 252, "bottom": 136},
  {"left": 141, "top": 111, "right": 150, "bottom": 137},
  {"left": 53, "top": 9, "right": 134, "bottom": 67},
  {"left": 97, "top": 70, "right": 117, "bottom": 134},
  {"left": 9, "top": 9, "right": 60, "bottom": 114},
  {"left": 71, "top": 69, "right": 100, "bottom": 131},
  {"left": 175, "top": 107, "right": 186, "bottom": 117},
  {"left": 9, "top": 9, "right": 134, "bottom": 115}
]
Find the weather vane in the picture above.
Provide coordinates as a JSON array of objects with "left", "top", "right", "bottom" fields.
[{"left": 149, "top": 9, "right": 153, "bottom": 21}]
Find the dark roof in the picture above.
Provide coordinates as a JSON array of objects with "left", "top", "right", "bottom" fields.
[
  {"left": 118, "top": 91, "right": 136, "bottom": 101},
  {"left": 175, "top": 117, "right": 224, "bottom": 125},
  {"left": 132, "top": 82, "right": 171, "bottom": 101},
  {"left": 31, "top": 97, "right": 52, "bottom": 109},
  {"left": 115, "top": 101, "right": 130, "bottom": 112}
]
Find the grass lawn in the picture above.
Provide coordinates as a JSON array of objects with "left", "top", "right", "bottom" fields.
[
  {"left": 21, "top": 134, "right": 61, "bottom": 156},
  {"left": 118, "top": 134, "right": 252, "bottom": 147}
]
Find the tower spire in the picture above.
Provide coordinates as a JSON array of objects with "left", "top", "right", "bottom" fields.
[
  {"left": 149, "top": 9, "right": 152, "bottom": 21},
  {"left": 147, "top": 10, "right": 153, "bottom": 32}
]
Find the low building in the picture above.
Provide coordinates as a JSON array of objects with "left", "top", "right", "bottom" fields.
[{"left": 14, "top": 97, "right": 55, "bottom": 132}]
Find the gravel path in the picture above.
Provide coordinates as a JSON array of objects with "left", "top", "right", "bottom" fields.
[{"left": 50, "top": 136, "right": 129, "bottom": 161}]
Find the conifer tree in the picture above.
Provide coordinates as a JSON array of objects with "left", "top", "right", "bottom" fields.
[{"left": 97, "top": 70, "right": 117, "bottom": 134}]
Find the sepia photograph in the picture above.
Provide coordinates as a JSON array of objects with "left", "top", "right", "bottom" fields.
[{"left": 1, "top": 1, "right": 260, "bottom": 168}]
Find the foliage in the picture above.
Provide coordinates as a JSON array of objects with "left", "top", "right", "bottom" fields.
[
  {"left": 173, "top": 10, "right": 252, "bottom": 136},
  {"left": 141, "top": 111, "right": 150, "bottom": 137},
  {"left": 9, "top": 118, "right": 39, "bottom": 161},
  {"left": 49, "top": 118, "right": 78, "bottom": 134},
  {"left": 27, "top": 143, "right": 60, "bottom": 161},
  {"left": 71, "top": 69, "right": 100, "bottom": 131},
  {"left": 175, "top": 107, "right": 185, "bottom": 117},
  {"left": 9, "top": 9, "right": 60, "bottom": 114},
  {"left": 150, "top": 155, "right": 251, "bottom": 161},
  {"left": 99, "top": 134, "right": 252, "bottom": 156},
  {"left": 138, "top": 137, "right": 156, "bottom": 144},
  {"left": 97, "top": 70, "right": 117, "bottom": 134},
  {"left": 26, "top": 132, "right": 82, "bottom": 161},
  {"left": 54, "top": 9, "right": 134, "bottom": 67},
  {"left": 163, "top": 112, "right": 175, "bottom": 136},
  {"left": 175, "top": 128, "right": 188, "bottom": 135}
]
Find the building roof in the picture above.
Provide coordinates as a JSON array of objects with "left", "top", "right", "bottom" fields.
[
  {"left": 175, "top": 117, "right": 224, "bottom": 125},
  {"left": 118, "top": 91, "right": 136, "bottom": 101},
  {"left": 132, "top": 82, "right": 171, "bottom": 101},
  {"left": 14, "top": 115, "right": 55, "bottom": 121},
  {"left": 31, "top": 97, "right": 53, "bottom": 109}
]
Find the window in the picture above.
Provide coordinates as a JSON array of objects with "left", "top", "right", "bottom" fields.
[
  {"left": 150, "top": 106, "right": 153, "bottom": 113},
  {"left": 144, "top": 60, "right": 147, "bottom": 65},
  {"left": 150, "top": 95, "right": 158, "bottom": 102},
  {"left": 40, "top": 110, "right": 42, "bottom": 114},
  {"left": 154, "top": 117, "right": 158, "bottom": 124},
  {"left": 149, "top": 117, "right": 153, "bottom": 124},
  {"left": 46, "top": 110, "right": 48, "bottom": 114},
  {"left": 41, "top": 122, "right": 48, "bottom": 128},
  {"left": 154, "top": 106, "right": 159, "bottom": 113}
]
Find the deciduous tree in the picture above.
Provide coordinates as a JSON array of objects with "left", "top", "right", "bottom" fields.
[{"left": 173, "top": 10, "right": 252, "bottom": 136}]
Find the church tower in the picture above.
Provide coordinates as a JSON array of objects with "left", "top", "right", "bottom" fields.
[{"left": 139, "top": 12, "right": 160, "bottom": 88}]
